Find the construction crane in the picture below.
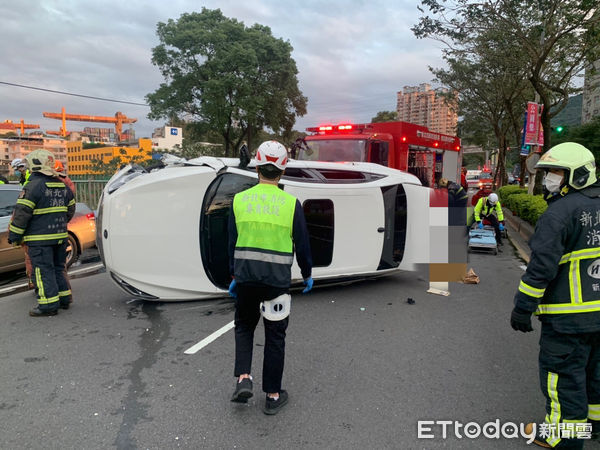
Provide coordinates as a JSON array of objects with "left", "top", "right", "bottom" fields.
[
  {"left": 43, "top": 107, "right": 137, "bottom": 141},
  {"left": 0, "top": 119, "right": 40, "bottom": 135}
]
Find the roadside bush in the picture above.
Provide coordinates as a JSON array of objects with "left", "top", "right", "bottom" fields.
[
  {"left": 498, "top": 185, "right": 527, "bottom": 204},
  {"left": 504, "top": 193, "right": 547, "bottom": 225}
]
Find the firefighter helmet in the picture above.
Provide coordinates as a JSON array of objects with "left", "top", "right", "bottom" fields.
[
  {"left": 255, "top": 140, "right": 288, "bottom": 170},
  {"left": 535, "top": 142, "right": 596, "bottom": 189},
  {"left": 438, "top": 177, "right": 449, "bottom": 187},
  {"left": 25, "top": 150, "right": 57, "bottom": 177},
  {"left": 54, "top": 160, "right": 64, "bottom": 173},
  {"left": 488, "top": 193, "right": 498, "bottom": 205},
  {"left": 259, "top": 294, "right": 291, "bottom": 321}
]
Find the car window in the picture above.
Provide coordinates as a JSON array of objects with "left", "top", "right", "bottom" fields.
[{"left": 0, "top": 190, "right": 20, "bottom": 217}]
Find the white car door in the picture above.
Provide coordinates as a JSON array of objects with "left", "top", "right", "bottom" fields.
[{"left": 283, "top": 183, "right": 385, "bottom": 280}]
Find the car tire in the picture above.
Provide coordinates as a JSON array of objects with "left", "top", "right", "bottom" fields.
[{"left": 66, "top": 233, "right": 79, "bottom": 268}]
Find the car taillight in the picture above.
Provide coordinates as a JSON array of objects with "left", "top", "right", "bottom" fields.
[{"left": 86, "top": 213, "right": 95, "bottom": 220}]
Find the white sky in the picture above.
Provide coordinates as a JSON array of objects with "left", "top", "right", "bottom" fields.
[{"left": 0, "top": 0, "right": 446, "bottom": 139}]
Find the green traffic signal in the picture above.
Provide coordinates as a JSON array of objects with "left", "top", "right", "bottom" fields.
[{"left": 556, "top": 126, "right": 564, "bottom": 133}]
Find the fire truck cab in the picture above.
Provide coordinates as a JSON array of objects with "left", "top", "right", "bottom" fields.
[{"left": 297, "top": 121, "right": 461, "bottom": 187}]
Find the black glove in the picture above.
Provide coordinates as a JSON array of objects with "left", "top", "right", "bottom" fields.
[{"left": 511, "top": 307, "right": 533, "bottom": 332}]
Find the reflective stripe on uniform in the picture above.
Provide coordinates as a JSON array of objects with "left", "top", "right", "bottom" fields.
[
  {"left": 32, "top": 206, "right": 68, "bottom": 215},
  {"left": 9, "top": 224, "right": 25, "bottom": 234},
  {"left": 16, "top": 198, "right": 35, "bottom": 209},
  {"left": 68, "top": 199, "right": 75, "bottom": 207},
  {"left": 559, "top": 247, "right": 600, "bottom": 264},
  {"left": 45, "top": 182, "right": 65, "bottom": 188},
  {"left": 23, "top": 232, "right": 69, "bottom": 242},
  {"left": 546, "top": 372, "right": 562, "bottom": 447},
  {"left": 536, "top": 300, "right": 600, "bottom": 315},
  {"left": 34, "top": 267, "right": 60, "bottom": 305},
  {"left": 569, "top": 260, "right": 583, "bottom": 304},
  {"left": 58, "top": 290, "right": 72, "bottom": 297},
  {"left": 589, "top": 404, "right": 600, "bottom": 421},
  {"left": 518, "top": 280, "right": 545, "bottom": 298},
  {"left": 234, "top": 249, "right": 294, "bottom": 265}
]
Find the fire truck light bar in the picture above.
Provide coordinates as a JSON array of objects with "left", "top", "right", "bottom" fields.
[
  {"left": 319, "top": 125, "right": 333, "bottom": 131},
  {"left": 338, "top": 125, "right": 353, "bottom": 130}
]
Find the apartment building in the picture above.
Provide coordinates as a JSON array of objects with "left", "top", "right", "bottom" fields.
[
  {"left": 396, "top": 83, "right": 458, "bottom": 136},
  {"left": 0, "top": 135, "right": 68, "bottom": 176},
  {"left": 582, "top": 60, "right": 600, "bottom": 124}
]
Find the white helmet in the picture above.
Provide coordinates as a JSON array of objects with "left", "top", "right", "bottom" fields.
[
  {"left": 488, "top": 193, "right": 499, "bottom": 205},
  {"left": 255, "top": 140, "right": 288, "bottom": 170},
  {"left": 11, "top": 158, "right": 24, "bottom": 169},
  {"left": 260, "top": 294, "right": 291, "bottom": 321}
]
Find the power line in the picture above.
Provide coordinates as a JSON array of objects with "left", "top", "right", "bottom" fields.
[{"left": 0, "top": 81, "right": 149, "bottom": 107}]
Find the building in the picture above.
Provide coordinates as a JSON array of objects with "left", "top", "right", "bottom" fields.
[
  {"left": 0, "top": 135, "right": 68, "bottom": 176},
  {"left": 582, "top": 60, "right": 600, "bottom": 124},
  {"left": 396, "top": 83, "right": 458, "bottom": 136},
  {"left": 67, "top": 138, "right": 153, "bottom": 176},
  {"left": 152, "top": 126, "right": 183, "bottom": 151}
]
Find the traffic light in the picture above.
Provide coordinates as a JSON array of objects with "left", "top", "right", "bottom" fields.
[
  {"left": 555, "top": 126, "right": 564, "bottom": 133},
  {"left": 551, "top": 125, "right": 565, "bottom": 134}
]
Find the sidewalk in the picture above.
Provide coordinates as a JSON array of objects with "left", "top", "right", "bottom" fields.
[{"left": 503, "top": 209, "right": 533, "bottom": 263}]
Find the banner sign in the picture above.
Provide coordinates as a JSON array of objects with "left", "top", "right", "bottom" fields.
[
  {"left": 524, "top": 102, "right": 540, "bottom": 145},
  {"left": 520, "top": 113, "right": 530, "bottom": 156}
]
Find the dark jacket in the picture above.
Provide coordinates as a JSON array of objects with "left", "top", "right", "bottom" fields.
[
  {"left": 8, "top": 172, "right": 75, "bottom": 246},
  {"left": 514, "top": 182, "right": 600, "bottom": 333}
]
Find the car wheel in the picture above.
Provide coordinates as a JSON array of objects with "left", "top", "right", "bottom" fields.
[{"left": 66, "top": 234, "right": 79, "bottom": 268}]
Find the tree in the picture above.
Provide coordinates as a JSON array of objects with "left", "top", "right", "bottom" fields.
[
  {"left": 414, "top": 0, "right": 600, "bottom": 191},
  {"left": 146, "top": 8, "right": 307, "bottom": 156},
  {"left": 371, "top": 111, "right": 398, "bottom": 123}
]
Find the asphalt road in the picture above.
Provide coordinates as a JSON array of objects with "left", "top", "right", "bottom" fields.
[{"left": 0, "top": 245, "right": 546, "bottom": 449}]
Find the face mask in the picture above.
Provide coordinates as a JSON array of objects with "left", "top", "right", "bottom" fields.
[
  {"left": 544, "top": 172, "right": 564, "bottom": 193},
  {"left": 14, "top": 170, "right": 21, "bottom": 177}
]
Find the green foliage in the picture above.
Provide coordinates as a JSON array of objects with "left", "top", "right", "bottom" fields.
[
  {"left": 498, "top": 185, "right": 527, "bottom": 204},
  {"left": 503, "top": 193, "right": 547, "bottom": 226},
  {"left": 550, "top": 115, "right": 600, "bottom": 161},
  {"left": 146, "top": 8, "right": 307, "bottom": 156},
  {"left": 371, "top": 111, "right": 398, "bottom": 123}
]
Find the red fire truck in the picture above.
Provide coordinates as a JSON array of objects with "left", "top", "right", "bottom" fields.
[{"left": 295, "top": 121, "right": 461, "bottom": 187}]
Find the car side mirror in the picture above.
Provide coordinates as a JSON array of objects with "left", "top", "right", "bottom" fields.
[{"left": 239, "top": 144, "right": 251, "bottom": 169}]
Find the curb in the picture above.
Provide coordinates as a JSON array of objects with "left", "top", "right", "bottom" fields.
[
  {"left": 0, "top": 263, "right": 105, "bottom": 298},
  {"left": 504, "top": 210, "right": 533, "bottom": 264}
]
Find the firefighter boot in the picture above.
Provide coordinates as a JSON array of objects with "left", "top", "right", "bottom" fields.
[{"left": 29, "top": 307, "right": 58, "bottom": 317}]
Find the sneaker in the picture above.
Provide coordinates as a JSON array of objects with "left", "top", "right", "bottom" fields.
[
  {"left": 524, "top": 423, "right": 551, "bottom": 448},
  {"left": 263, "top": 390, "right": 288, "bottom": 415},
  {"left": 231, "top": 377, "right": 253, "bottom": 403},
  {"left": 29, "top": 307, "right": 58, "bottom": 317}
]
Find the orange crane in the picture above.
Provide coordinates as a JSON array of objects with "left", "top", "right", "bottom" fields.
[
  {"left": 43, "top": 107, "right": 137, "bottom": 140},
  {"left": 0, "top": 119, "right": 40, "bottom": 135}
]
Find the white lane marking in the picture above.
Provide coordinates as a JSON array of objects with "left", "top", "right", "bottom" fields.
[
  {"left": 68, "top": 263, "right": 104, "bottom": 275},
  {"left": 520, "top": 265, "right": 527, "bottom": 271},
  {"left": 184, "top": 320, "right": 235, "bottom": 355}
]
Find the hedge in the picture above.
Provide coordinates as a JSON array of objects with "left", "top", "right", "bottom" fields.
[
  {"left": 498, "top": 185, "right": 527, "bottom": 203},
  {"left": 503, "top": 193, "right": 547, "bottom": 226}
]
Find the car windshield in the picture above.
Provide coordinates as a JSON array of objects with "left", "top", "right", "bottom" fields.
[
  {"left": 298, "top": 139, "right": 367, "bottom": 162},
  {"left": 0, "top": 190, "right": 20, "bottom": 217},
  {"left": 466, "top": 174, "right": 479, "bottom": 180},
  {"left": 480, "top": 173, "right": 492, "bottom": 180}
]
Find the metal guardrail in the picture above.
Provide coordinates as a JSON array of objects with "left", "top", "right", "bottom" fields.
[{"left": 73, "top": 180, "right": 107, "bottom": 209}]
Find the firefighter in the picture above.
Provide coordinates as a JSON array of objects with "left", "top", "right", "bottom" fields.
[
  {"left": 460, "top": 167, "right": 468, "bottom": 192},
  {"left": 228, "top": 140, "right": 313, "bottom": 415},
  {"left": 474, "top": 192, "right": 505, "bottom": 246},
  {"left": 54, "top": 160, "right": 76, "bottom": 194},
  {"left": 8, "top": 150, "right": 75, "bottom": 317},
  {"left": 511, "top": 142, "right": 600, "bottom": 448},
  {"left": 439, "top": 177, "right": 468, "bottom": 226}
]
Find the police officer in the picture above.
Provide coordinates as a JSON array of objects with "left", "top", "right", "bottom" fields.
[
  {"left": 11, "top": 158, "right": 30, "bottom": 186},
  {"left": 474, "top": 192, "right": 505, "bottom": 246},
  {"left": 511, "top": 142, "right": 600, "bottom": 448},
  {"left": 228, "top": 140, "right": 313, "bottom": 415},
  {"left": 8, "top": 150, "right": 75, "bottom": 317}
]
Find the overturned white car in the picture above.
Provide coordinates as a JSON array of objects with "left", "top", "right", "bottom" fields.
[{"left": 97, "top": 156, "right": 439, "bottom": 301}]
